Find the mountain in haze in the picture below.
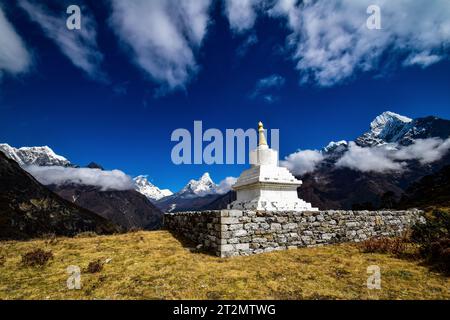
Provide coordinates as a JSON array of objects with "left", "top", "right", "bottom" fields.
[
  {"left": 155, "top": 173, "right": 222, "bottom": 212},
  {"left": 0, "top": 143, "right": 73, "bottom": 167},
  {"left": 134, "top": 176, "right": 173, "bottom": 202},
  {"left": 0, "top": 151, "right": 119, "bottom": 240}
]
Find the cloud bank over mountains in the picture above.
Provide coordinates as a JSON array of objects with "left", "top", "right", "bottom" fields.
[
  {"left": 25, "top": 165, "right": 135, "bottom": 191},
  {"left": 1, "top": 0, "right": 449, "bottom": 92},
  {"left": 280, "top": 149, "right": 324, "bottom": 176},
  {"left": 282, "top": 137, "right": 450, "bottom": 175},
  {"left": 337, "top": 138, "right": 450, "bottom": 173}
]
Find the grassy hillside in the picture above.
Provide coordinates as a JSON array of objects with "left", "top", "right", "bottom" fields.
[{"left": 0, "top": 231, "right": 448, "bottom": 300}]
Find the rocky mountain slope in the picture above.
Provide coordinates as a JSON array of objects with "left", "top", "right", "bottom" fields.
[
  {"left": 0, "top": 144, "right": 72, "bottom": 167},
  {"left": 49, "top": 184, "right": 163, "bottom": 230},
  {"left": 0, "top": 151, "right": 119, "bottom": 240},
  {"left": 398, "top": 164, "right": 450, "bottom": 209},
  {"left": 134, "top": 175, "right": 173, "bottom": 202}
]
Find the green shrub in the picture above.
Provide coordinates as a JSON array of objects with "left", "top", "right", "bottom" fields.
[{"left": 411, "top": 210, "right": 450, "bottom": 274}]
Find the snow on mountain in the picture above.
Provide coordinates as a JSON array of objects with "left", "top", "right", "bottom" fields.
[
  {"left": 133, "top": 175, "right": 173, "bottom": 201},
  {"left": 0, "top": 143, "right": 72, "bottom": 167},
  {"left": 323, "top": 140, "right": 348, "bottom": 153},
  {"left": 178, "top": 172, "right": 218, "bottom": 198},
  {"left": 356, "top": 111, "right": 413, "bottom": 147}
]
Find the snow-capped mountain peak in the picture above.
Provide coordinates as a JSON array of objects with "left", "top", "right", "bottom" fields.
[
  {"left": 0, "top": 143, "right": 72, "bottom": 167},
  {"left": 356, "top": 111, "right": 414, "bottom": 147},
  {"left": 179, "top": 172, "right": 218, "bottom": 197},
  {"left": 134, "top": 175, "right": 173, "bottom": 201},
  {"left": 323, "top": 140, "right": 348, "bottom": 153},
  {"left": 370, "top": 111, "right": 412, "bottom": 135}
]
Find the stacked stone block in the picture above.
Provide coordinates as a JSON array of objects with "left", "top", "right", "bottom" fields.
[{"left": 165, "top": 209, "right": 423, "bottom": 258}]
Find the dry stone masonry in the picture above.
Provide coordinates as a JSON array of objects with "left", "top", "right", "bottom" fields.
[{"left": 164, "top": 209, "right": 424, "bottom": 257}]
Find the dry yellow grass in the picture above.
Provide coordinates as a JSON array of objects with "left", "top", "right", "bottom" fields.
[{"left": 0, "top": 230, "right": 448, "bottom": 300}]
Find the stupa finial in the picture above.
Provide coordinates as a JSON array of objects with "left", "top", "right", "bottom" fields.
[{"left": 258, "top": 121, "right": 268, "bottom": 146}]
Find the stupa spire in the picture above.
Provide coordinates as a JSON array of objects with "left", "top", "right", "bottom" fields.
[{"left": 258, "top": 121, "right": 268, "bottom": 147}]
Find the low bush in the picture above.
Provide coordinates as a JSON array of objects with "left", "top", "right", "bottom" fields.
[
  {"left": 411, "top": 210, "right": 450, "bottom": 274},
  {"left": 359, "top": 237, "right": 408, "bottom": 256},
  {"left": 86, "top": 260, "right": 103, "bottom": 273},
  {"left": 21, "top": 249, "right": 53, "bottom": 267}
]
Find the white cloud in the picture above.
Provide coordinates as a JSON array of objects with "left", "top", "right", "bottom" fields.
[
  {"left": 393, "top": 138, "right": 450, "bottom": 164},
  {"left": 25, "top": 165, "right": 134, "bottom": 191},
  {"left": 281, "top": 149, "right": 325, "bottom": 176},
  {"left": 236, "top": 33, "right": 258, "bottom": 57},
  {"left": 216, "top": 176, "right": 238, "bottom": 194},
  {"left": 109, "top": 0, "right": 212, "bottom": 94},
  {"left": 0, "top": 6, "right": 31, "bottom": 77},
  {"left": 18, "top": 0, "right": 105, "bottom": 81},
  {"left": 404, "top": 52, "right": 443, "bottom": 68},
  {"left": 337, "top": 138, "right": 450, "bottom": 173},
  {"left": 224, "top": 0, "right": 264, "bottom": 33},
  {"left": 281, "top": 0, "right": 450, "bottom": 86},
  {"left": 230, "top": 0, "right": 450, "bottom": 86},
  {"left": 336, "top": 142, "right": 404, "bottom": 173},
  {"left": 250, "top": 74, "right": 285, "bottom": 102}
]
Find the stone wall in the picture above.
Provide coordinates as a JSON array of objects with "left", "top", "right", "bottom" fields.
[
  {"left": 164, "top": 209, "right": 423, "bottom": 257},
  {"left": 163, "top": 211, "right": 221, "bottom": 255}
]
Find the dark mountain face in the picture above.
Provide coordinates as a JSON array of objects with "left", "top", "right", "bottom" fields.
[
  {"left": 49, "top": 185, "right": 163, "bottom": 230},
  {"left": 0, "top": 152, "right": 119, "bottom": 240},
  {"left": 86, "top": 162, "right": 104, "bottom": 170},
  {"left": 398, "top": 165, "right": 450, "bottom": 209},
  {"left": 201, "top": 191, "right": 236, "bottom": 210}
]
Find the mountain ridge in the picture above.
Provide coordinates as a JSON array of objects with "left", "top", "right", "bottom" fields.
[{"left": 0, "top": 151, "right": 120, "bottom": 239}]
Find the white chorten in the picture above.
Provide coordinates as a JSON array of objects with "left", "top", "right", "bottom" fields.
[{"left": 229, "top": 122, "right": 318, "bottom": 212}]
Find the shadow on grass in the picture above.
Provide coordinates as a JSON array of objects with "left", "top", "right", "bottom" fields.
[{"left": 164, "top": 229, "right": 216, "bottom": 256}]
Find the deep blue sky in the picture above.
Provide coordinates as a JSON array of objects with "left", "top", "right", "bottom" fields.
[{"left": 1, "top": 1, "right": 449, "bottom": 191}]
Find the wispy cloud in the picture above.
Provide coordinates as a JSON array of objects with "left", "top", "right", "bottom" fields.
[
  {"left": 0, "top": 6, "right": 32, "bottom": 78},
  {"left": 18, "top": 0, "right": 105, "bottom": 81},
  {"left": 278, "top": 0, "right": 450, "bottom": 86},
  {"left": 281, "top": 149, "right": 325, "bottom": 176},
  {"left": 224, "top": 0, "right": 264, "bottom": 34},
  {"left": 337, "top": 138, "right": 450, "bottom": 173},
  {"left": 109, "top": 0, "right": 212, "bottom": 95},
  {"left": 236, "top": 33, "right": 258, "bottom": 57},
  {"left": 25, "top": 165, "right": 134, "bottom": 191},
  {"left": 226, "top": 0, "right": 450, "bottom": 87},
  {"left": 250, "top": 74, "right": 285, "bottom": 103}
]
